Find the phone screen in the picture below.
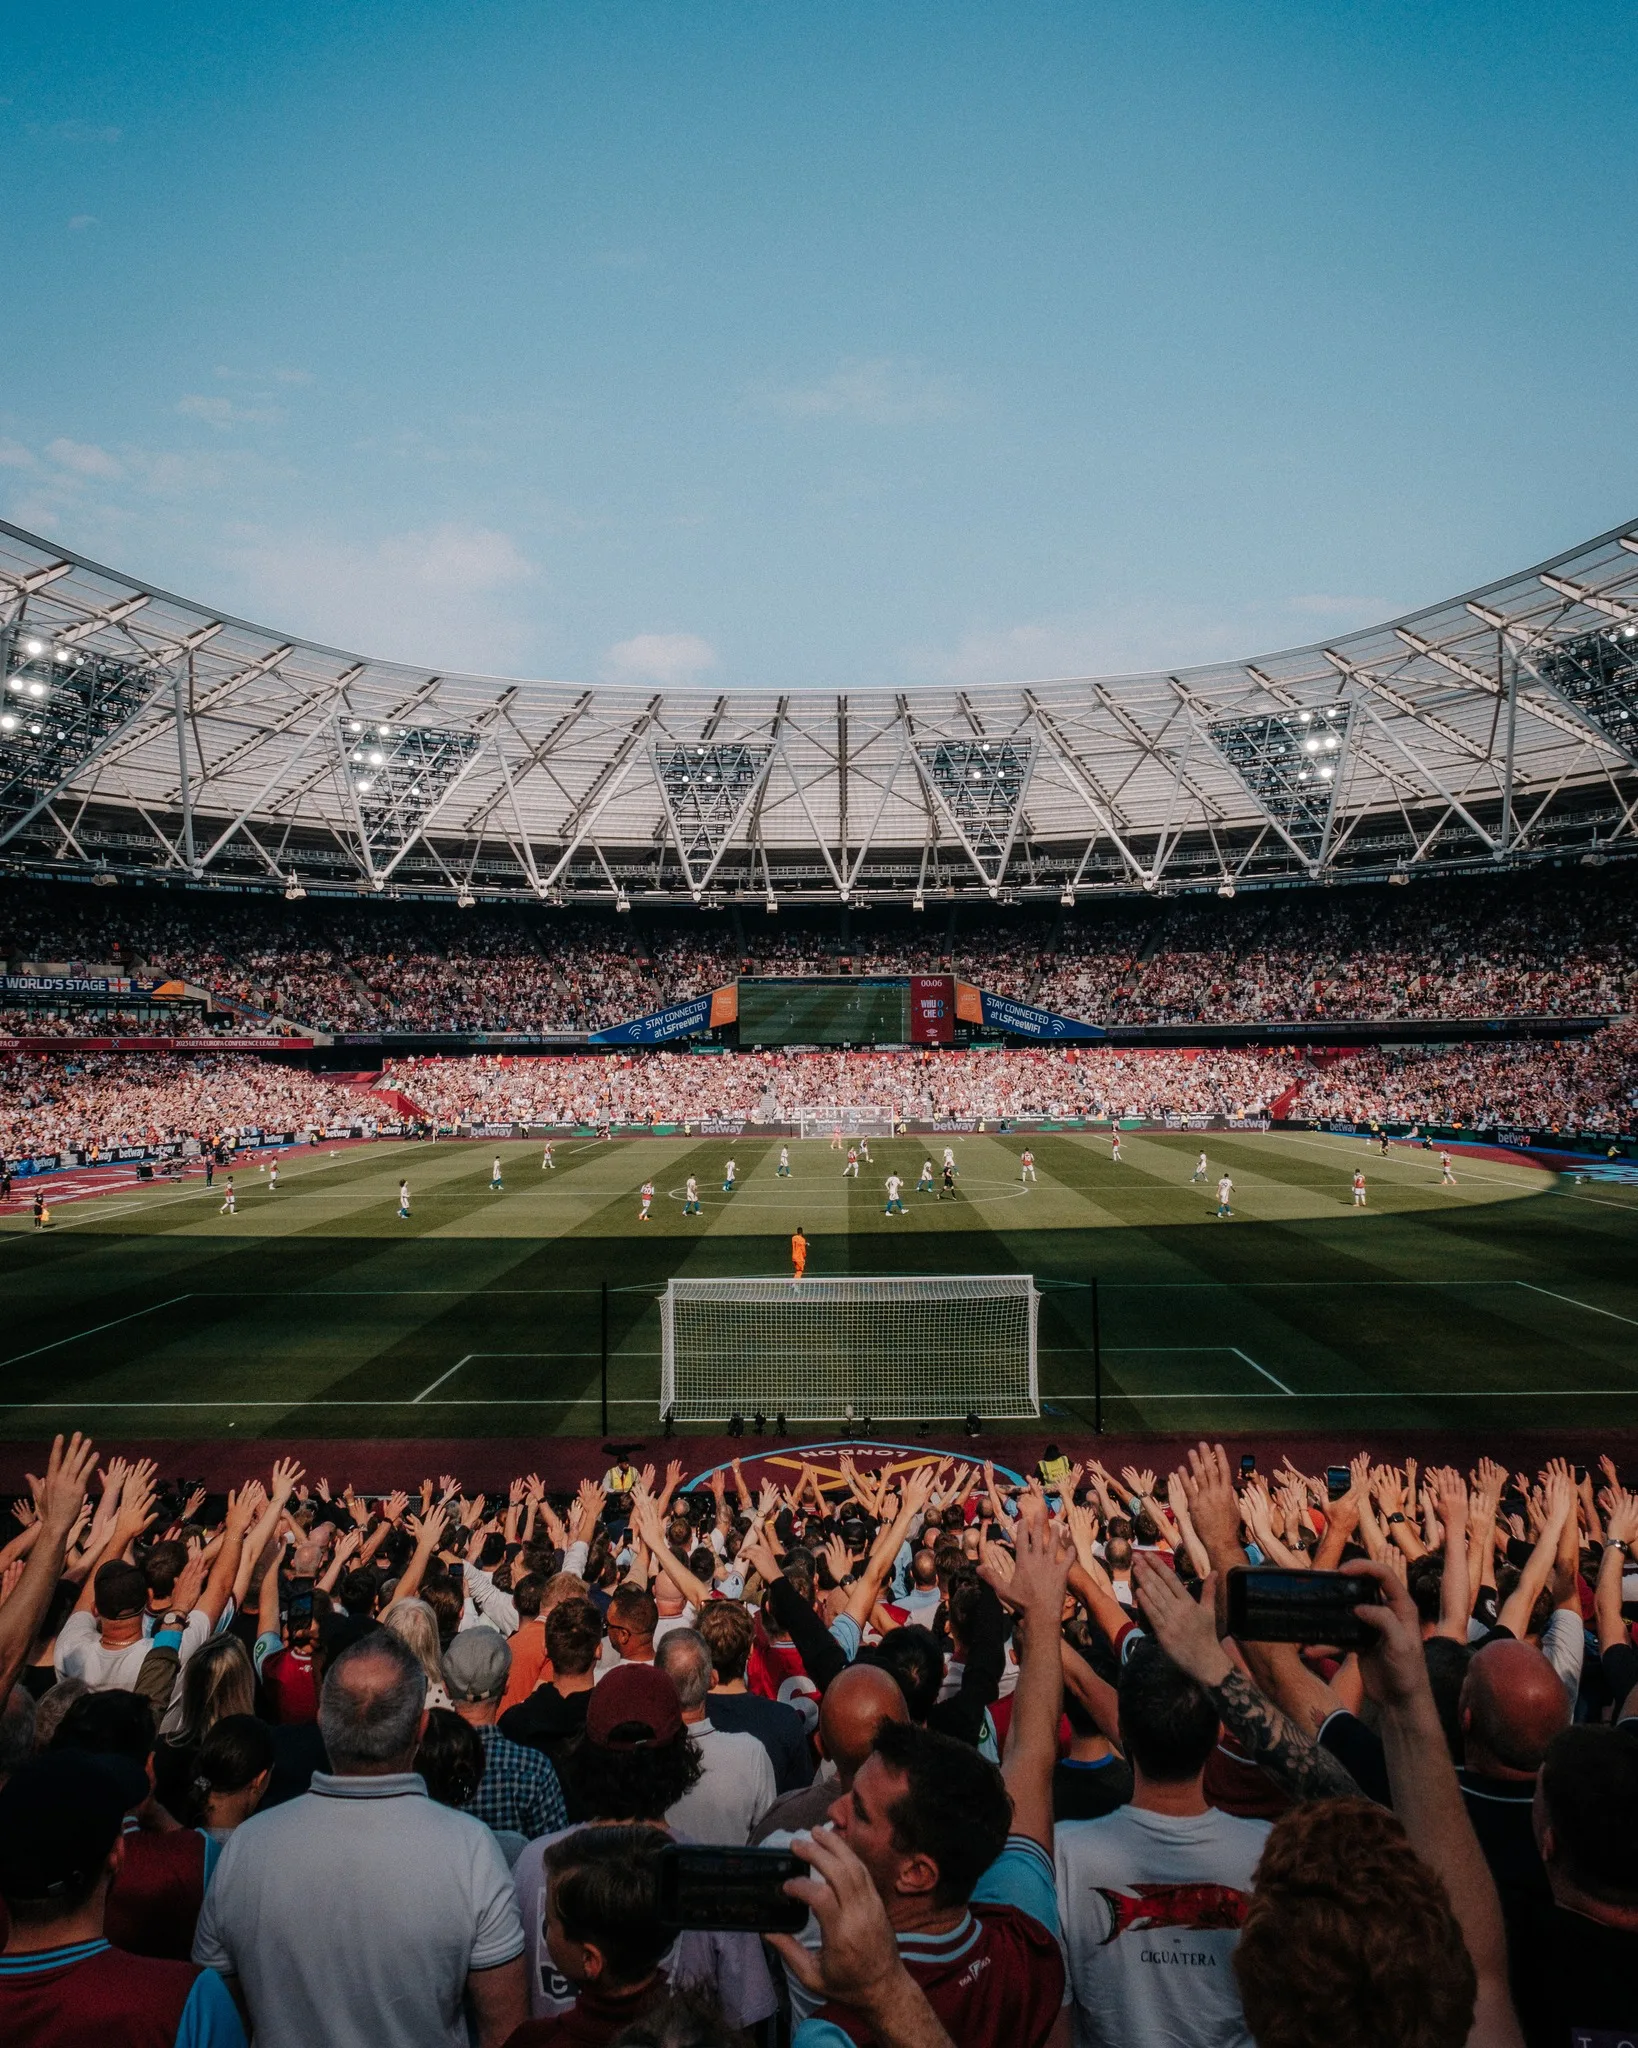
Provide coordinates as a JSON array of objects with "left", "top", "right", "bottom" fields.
[
  {"left": 1239, "top": 1455, "right": 1258, "bottom": 1478},
  {"left": 1325, "top": 1466, "right": 1350, "bottom": 1499},
  {"left": 1226, "top": 1566, "right": 1382, "bottom": 1649},
  {"left": 657, "top": 1844, "right": 808, "bottom": 1934}
]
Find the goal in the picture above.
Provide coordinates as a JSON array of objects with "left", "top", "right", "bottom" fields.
[
  {"left": 797, "top": 1104, "right": 896, "bottom": 1140},
  {"left": 660, "top": 1274, "right": 1039, "bottom": 1423}
]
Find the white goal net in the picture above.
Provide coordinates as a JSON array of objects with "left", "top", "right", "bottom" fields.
[
  {"left": 797, "top": 1104, "right": 896, "bottom": 1140},
  {"left": 661, "top": 1274, "right": 1039, "bottom": 1422}
]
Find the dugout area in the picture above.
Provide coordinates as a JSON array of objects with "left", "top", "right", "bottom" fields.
[{"left": 0, "top": 1129, "right": 1633, "bottom": 1444}]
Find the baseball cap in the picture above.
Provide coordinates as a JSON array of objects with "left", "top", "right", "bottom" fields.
[
  {"left": 0, "top": 1752, "right": 129, "bottom": 1904},
  {"left": 442, "top": 1628, "right": 512, "bottom": 1703},
  {"left": 584, "top": 1663, "right": 683, "bottom": 1750}
]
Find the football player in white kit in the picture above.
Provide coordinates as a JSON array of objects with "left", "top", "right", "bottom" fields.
[
  {"left": 723, "top": 1159, "right": 736, "bottom": 1192},
  {"left": 917, "top": 1159, "right": 935, "bottom": 1193},
  {"left": 777, "top": 1146, "right": 790, "bottom": 1177},
  {"left": 1215, "top": 1174, "right": 1233, "bottom": 1218},
  {"left": 639, "top": 1180, "right": 654, "bottom": 1220},
  {"left": 541, "top": 1142, "right": 554, "bottom": 1170},
  {"left": 1191, "top": 1151, "right": 1208, "bottom": 1182},
  {"left": 1019, "top": 1148, "right": 1036, "bottom": 1184},
  {"left": 683, "top": 1176, "right": 701, "bottom": 1215},
  {"left": 884, "top": 1173, "right": 905, "bottom": 1215},
  {"left": 1439, "top": 1150, "right": 1456, "bottom": 1186}
]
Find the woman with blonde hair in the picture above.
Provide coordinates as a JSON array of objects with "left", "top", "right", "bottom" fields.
[
  {"left": 154, "top": 1633, "right": 255, "bottom": 1821},
  {"left": 383, "top": 1597, "right": 453, "bottom": 1709}
]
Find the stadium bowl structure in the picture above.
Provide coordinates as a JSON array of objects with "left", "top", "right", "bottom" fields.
[{"left": 0, "top": 516, "right": 1635, "bottom": 907}]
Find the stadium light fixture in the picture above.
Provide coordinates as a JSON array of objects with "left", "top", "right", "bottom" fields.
[
  {"left": 1060, "top": 886, "right": 1075, "bottom": 906},
  {"left": 1218, "top": 883, "right": 1236, "bottom": 898},
  {"left": 455, "top": 888, "right": 476, "bottom": 908},
  {"left": 22, "top": 640, "right": 42, "bottom": 657},
  {"left": 912, "top": 892, "right": 925, "bottom": 911},
  {"left": 91, "top": 868, "right": 117, "bottom": 887},
  {"left": 616, "top": 891, "right": 631, "bottom": 912},
  {"left": 283, "top": 874, "right": 306, "bottom": 901},
  {"left": 764, "top": 894, "right": 777, "bottom": 913},
  {"left": 1390, "top": 869, "right": 1411, "bottom": 885}
]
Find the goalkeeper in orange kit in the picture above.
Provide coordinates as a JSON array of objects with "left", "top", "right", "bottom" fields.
[{"left": 791, "top": 1226, "right": 808, "bottom": 1280}]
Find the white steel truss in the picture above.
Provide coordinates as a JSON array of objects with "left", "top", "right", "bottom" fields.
[{"left": 0, "top": 513, "right": 1633, "bottom": 901}]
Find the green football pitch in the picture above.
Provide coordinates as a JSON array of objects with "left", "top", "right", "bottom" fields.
[{"left": 0, "top": 1129, "right": 1634, "bottom": 1442}]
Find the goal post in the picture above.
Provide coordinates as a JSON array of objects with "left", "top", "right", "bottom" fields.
[
  {"left": 797, "top": 1104, "right": 895, "bottom": 1140},
  {"left": 660, "top": 1274, "right": 1039, "bottom": 1423}
]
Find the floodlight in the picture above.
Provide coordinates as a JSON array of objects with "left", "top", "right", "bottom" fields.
[
  {"left": 1218, "top": 883, "right": 1236, "bottom": 898},
  {"left": 455, "top": 889, "right": 476, "bottom": 908},
  {"left": 0, "top": 716, "right": 15, "bottom": 733},
  {"left": 1390, "top": 870, "right": 1410, "bottom": 886},
  {"left": 22, "top": 639, "right": 42, "bottom": 657},
  {"left": 1060, "top": 887, "right": 1075, "bottom": 906},
  {"left": 54, "top": 650, "right": 69, "bottom": 664},
  {"left": 912, "top": 893, "right": 924, "bottom": 911},
  {"left": 27, "top": 682, "right": 45, "bottom": 699},
  {"left": 284, "top": 875, "right": 306, "bottom": 901}
]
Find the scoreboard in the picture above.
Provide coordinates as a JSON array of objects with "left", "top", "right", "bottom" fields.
[{"left": 734, "top": 976, "right": 958, "bottom": 1048}]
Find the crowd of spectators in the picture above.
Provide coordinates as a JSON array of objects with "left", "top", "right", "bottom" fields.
[
  {"left": 1, "top": 1429, "right": 1634, "bottom": 2046},
  {"left": 382, "top": 1046, "right": 1304, "bottom": 1128},
  {"left": 0, "top": 1053, "right": 370, "bottom": 1161},
  {"left": 0, "top": 1027, "right": 1632, "bottom": 1163},
  {"left": 0, "top": 867, "right": 1633, "bottom": 1037}
]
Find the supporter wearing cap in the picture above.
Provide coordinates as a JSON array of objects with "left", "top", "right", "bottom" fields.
[
  {"left": 191, "top": 1631, "right": 527, "bottom": 2048},
  {"left": 442, "top": 1629, "right": 566, "bottom": 1843},
  {"left": 515, "top": 1665, "right": 776, "bottom": 2034},
  {"left": 0, "top": 1750, "right": 246, "bottom": 2048}
]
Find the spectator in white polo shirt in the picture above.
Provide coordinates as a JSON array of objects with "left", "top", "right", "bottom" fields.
[
  {"left": 192, "top": 1631, "right": 527, "bottom": 2048},
  {"left": 656, "top": 1628, "right": 775, "bottom": 1847}
]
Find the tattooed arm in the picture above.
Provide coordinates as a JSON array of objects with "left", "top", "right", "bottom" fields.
[
  {"left": 1202, "top": 1664, "right": 1361, "bottom": 1801},
  {"left": 1132, "top": 1554, "right": 1360, "bottom": 1802}
]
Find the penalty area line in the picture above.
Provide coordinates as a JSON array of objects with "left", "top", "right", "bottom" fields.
[
  {"left": 0, "top": 1294, "right": 195, "bottom": 1372},
  {"left": 1515, "top": 1281, "right": 1638, "bottom": 1329}
]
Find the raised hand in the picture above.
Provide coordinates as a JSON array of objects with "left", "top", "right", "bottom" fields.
[
  {"left": 39, "top": 1432, "right": 99, "bottom": 1536},
  {"left": 1183, "top": 1441, "right": 1243, "bottom": 1560},
  {"left": 1133, "top": 1556, "right": 1231, "bottom": 1686},
  {"left": 269, "top": 1458, "right": 305, "bottom": 1505},
  {"left": 1121, "top": 1466, "right": 1157, "bottom": 1501},
  {"left": 169, "top": 1542, "right": 208, "bottom": 1617}
]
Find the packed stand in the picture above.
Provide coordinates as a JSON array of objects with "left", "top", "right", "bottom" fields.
[
  {"left": 0, "top": 1052, "right": 372, "bottom": 1161},
  {"left": 1286, "top": 1024, "right": 1638, "bottom": 1136},
  {"left": 1, "top": 1429, "right": 1635, "bottom": 2046},
  {"left": 3, "top": 866, "right": 1636, "bottom": 1040},
  {"left": 383, "top": 1045, "right": 1304, "bottom": 1127}
]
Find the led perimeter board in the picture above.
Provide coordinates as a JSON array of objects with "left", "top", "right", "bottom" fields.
[{"left": 736, "top": 976, "right": 910, "bottom": 1047}]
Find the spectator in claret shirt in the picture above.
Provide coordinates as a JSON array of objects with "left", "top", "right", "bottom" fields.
[
  {"left": 51, "top": 1691, "right": 212, "bottom": 1962},
  {"left": 0, "top": 1751, "right": 246, "bottom": 2048}
]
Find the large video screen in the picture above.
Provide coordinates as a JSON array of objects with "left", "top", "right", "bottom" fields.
[{"left": 736, "top": 977, "right": 909, "bottom": 1047}]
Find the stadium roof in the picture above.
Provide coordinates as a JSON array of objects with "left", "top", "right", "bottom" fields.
[{"left": 1, "top": 514, "right": 1635, "bottom": 906}]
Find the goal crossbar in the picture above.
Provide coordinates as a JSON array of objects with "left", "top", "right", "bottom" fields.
[
  {"left": 661, "top": 1273, "right": 1039, "bottom": 1422},
  {"left": 797, "top": 1105, "right": 894, "bottom": 1139}
]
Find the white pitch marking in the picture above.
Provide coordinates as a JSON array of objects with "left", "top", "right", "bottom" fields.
[{"left": 0, "top": 1294, "right": 194, "bottom": 1372}]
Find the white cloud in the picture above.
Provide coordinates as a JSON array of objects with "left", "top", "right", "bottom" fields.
[
  {"left": 0, "top": 440, "right": 38, "bottom": 470},
  {"left": 67, "top": 213, "right": 98, "bottom": 231},
  {"left": 223, "top": 522, "right": 537, "bottom": 670},
  {"left": 751, "top": 356, "right": 964, "bottom": 424},
  {"left": 176, "top": 393, "right": 282, "bottom": 429},
  {"left": 603, "top": 631, "right": 718, "bottom": 685},
  {"left": 45, "top": 437, "right": 123, "bottom": 479}
]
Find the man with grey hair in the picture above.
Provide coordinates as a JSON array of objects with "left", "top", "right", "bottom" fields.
[
  {"left": 193, "top": 1631, "right": 527, "bottom": 2048},
  {"left": 658, "top": 1627, "right": 775, "bottom": 1847}
]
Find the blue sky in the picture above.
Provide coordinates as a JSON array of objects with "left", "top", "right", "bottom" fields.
[{"left": 1, "top": 2, "right": 1634, "bottom": 688}]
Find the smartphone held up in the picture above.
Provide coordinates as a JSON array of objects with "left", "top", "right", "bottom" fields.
[{"left": 1226, "top": 1566, "right": 1384, "bottom": 1649}]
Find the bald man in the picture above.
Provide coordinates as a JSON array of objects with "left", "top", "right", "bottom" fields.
[
  {"left": 1458, "top": 1638, "right": 1571, "bottom": 1960},
  {"left": 750, "top": 1662, "right": 910, "bottom": 1843}
]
